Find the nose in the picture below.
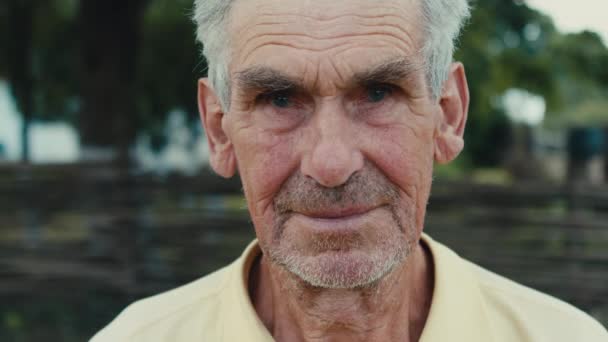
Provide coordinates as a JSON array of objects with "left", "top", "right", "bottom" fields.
[{"left": 301, "top": 106, "right": 364, "bottom": 188}]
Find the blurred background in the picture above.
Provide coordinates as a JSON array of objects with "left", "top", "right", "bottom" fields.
[{"left": 1, "top": 0, "right": 607, "bottom": 340}]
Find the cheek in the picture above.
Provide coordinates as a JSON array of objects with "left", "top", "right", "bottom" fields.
[
  {"left": 367, "top": 120, "right": 435, "bottom": 191},
  {"left": 370, "top": 123, "right": 433, "bottom": 234},
  {"left": 363, "top": 118, "right": 435, "bottom": 229},
  {"left": 233, "top": 128, "right": 299, "bottom": 219}
]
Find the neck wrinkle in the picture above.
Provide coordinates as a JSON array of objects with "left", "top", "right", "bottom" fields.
[{"left": 251, "top": 241, "right": 434, "bottom": 342}]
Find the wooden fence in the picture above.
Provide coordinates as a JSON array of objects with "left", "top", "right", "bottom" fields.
[{"left": 0, "top": 166, "right": 606, "bottom": 340}]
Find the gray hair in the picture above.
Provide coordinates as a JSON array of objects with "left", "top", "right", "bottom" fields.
[{"left": 193, "top": 0, "right": 470, "bottom": 110}]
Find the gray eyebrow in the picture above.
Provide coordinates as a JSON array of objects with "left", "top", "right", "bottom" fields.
[
  {"left": 354, "top": 56, "right": 423, "bottom": 85},
  {"left": 235, "top": 56, "right": 422, "bottom": 94},
  {"left": 236, "top": 67, "right": 303, "bottom": 93}
]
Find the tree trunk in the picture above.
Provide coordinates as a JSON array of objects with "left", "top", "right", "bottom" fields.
[
  {"left": 7, "top": 0, "right": 35, "bottom": 163},
  {"left": 78, "top": 0, "right": 147, "bottom": 166}
]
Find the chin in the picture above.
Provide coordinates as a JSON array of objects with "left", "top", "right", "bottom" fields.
[
  {"left": 261, "top": 189, "right": 418, "bottom": 289},
  {"left": 268, "top": 237, "right": 411, "bottom": 289},
  {"left": 298, "top": 250, "right": 404, "bottom": 289}
]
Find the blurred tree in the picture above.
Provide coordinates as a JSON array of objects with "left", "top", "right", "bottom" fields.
[
  {"left": 456, "top": 0, "right": 559, "bottom": 166},
  {"left": 0, "top": 2, "right": 7, "bottom": 78},
  {"left": 135, "top": 0, "right": 203, "bottom": 147},
  {"left": 5, "top": 0, "right": 37, "bottom": 162},
  {"left": 1, "top": 0, "right": 606, "bottom": 168},
  {"left": 31, "top": 0, "right": 79, "bottom": 123},
  {"left": 2, "top": 0, "right": 201, "bottom": 164},
  {"left": 2, "top": 0, "right": 80, "bottom": 162},
  {"left": 457, "top": 0, "right": 608, "bottom": 167},
  {"left": 547, "top": 31, "right": 608, "bottom": 126},
  {"left": 78, "top": 0, "right": 149, "bottom": 164}
]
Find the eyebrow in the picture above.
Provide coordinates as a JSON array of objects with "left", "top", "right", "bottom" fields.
[
  {"left": 354, "top": 57, "right": 422, "bottom": 85},
  {"left": 235, "top": 56, "right": 421, "bottom": 95},
  {"left": 236, "top": 67, "right": 303, "bottom": 94}
]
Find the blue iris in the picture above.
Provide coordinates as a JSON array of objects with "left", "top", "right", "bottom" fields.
[
  {"left": 367, "top": 86, "right": 392, "bottom": 103},
  {"left": 271, "top": 94, "right": 291, "bottom": 108}
]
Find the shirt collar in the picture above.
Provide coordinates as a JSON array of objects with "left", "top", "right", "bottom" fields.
[
  {"left": 221, "top": 241, "right": 274, "bottom": 342},
  {"left": 419, "top": 234, "right": 496, "bottom": 342},
  {"left": 221, "top": 234, "right": 495, "bottom": 342}
]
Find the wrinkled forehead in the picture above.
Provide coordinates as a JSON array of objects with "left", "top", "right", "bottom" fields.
[
  {"left": 227, "top": 0, "right": 425, "bottom": 52},
  {"left": 234, "top": 0, "right": 422, "bottom": 56},
  {"left": 229, "top": 0, "right": 422, "bottom": 22},
  {"left": 225, "top": 0, "right": 426, "bottom": 90}
]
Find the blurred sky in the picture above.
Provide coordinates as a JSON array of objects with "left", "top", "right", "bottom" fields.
[{"left": 526, "top": 0, "right": 608, "bottom": 44}]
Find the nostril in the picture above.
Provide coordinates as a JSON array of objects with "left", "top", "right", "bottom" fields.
[{"left": 301, "top": 139, "right": 364, "bottom": 188}]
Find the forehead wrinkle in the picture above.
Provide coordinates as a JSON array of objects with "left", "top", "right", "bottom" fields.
[
  {"left": 235, "top": 55, "right": 424, "bottom": 98},
  {"left": 235, "top": 19, "right": 420, "bottom": 52},
  {"left": 307, "top": 58, "right": 321, "bottom": 95},
  {"left": 232, "top": 11, "right": 420, "bottom": 64},
  {"left": 250, "top": 12, "right": 416, "bottom": 29},
  {"left": 231, "top": 4, "right": 423, "bottom": 64},
  {"left": 331, "top": 57, "right": 358, "bottom": 93},
  {"left": 236, "top": 32, "right": 416, "bottom": 77},
  {"left": 250, "top": 0, "right": 420, "bottom": 24}
]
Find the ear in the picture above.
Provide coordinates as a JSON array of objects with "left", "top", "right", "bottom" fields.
[
  {"left": 198, "top": 78, "right": 237, "bottom": 178},
  {"left": 434, "top": 62, "right": 469, "bottom": 164}
]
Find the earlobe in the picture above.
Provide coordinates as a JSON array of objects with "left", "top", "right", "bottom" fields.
[
  {"left": 198, "top": 78, "right": 237, "bottom": 178},
  {"left": 434, "top": 62, "right": 469, "bottom": 164}
]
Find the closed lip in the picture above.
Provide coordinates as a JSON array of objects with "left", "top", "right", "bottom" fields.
[{"left": 297, "top": 205, "right": 380, "bottom": 219}]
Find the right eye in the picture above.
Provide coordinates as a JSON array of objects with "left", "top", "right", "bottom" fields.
[
  {"left": 253, "top": 89, "right": 312, "bottom": 130},
  {"left": 258, "top": 90, "right": 294, "bottom": 109},
  {"left": 365, "top": 83, "right": 395, "bottom": 103},
  {"left": 270, "top": 93, "right": 291, "bottom": 108}
]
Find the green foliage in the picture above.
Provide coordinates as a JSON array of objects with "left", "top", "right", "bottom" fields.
[
  {"left": 1, "top": 0, "right": 607, "bottom": 165},
  {"left": 1, "top": 0, "right": 79, "bottom": 121},
  {"left": 455, "top": 0, "right": 608, "bottom": 167},
  {"left": 545, "top": 31, "right": 608, "bottom": 127},
  {"left": 31, "top": 0, "right": 80, "bottom": 122},
  {"left": 552, "top": 99, "right": 608, "bottom": 127},
  {"left": 0, "top": 3, "right": 8, "bottom": 78},
  {"left": 456, "top": 0, "right": 548, "bottom": 165},
  {"left": 136, "top": 0, "right": 204, "bottom": 135},
  {"left": 551, "top": 31, "right": 608, "bottom": 84}
]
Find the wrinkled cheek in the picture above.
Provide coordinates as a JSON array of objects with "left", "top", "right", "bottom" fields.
[
  {"left": 233, "top": 130, "right": 299, "bottom": 241},
  {"left": 367, "top": 128, "right": 435, "bottom": 232}
]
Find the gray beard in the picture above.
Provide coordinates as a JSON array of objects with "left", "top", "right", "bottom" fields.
[{"left": 264, "top": 163, "right": 417, "bottom": 289}]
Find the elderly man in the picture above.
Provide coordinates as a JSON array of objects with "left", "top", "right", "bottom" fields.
[{"left": 92, "top": 0, "right": 608, "bottom": 341}]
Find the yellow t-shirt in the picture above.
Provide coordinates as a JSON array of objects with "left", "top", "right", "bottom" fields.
[{"left": 91, "top": 234, "right": 608, "bottom": 341}]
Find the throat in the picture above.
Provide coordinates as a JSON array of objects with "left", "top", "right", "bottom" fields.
[{"left": 248, "top": 242, "right": 434, "bottom": 342}]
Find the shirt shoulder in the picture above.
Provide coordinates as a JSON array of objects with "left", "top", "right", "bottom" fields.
[
  {"left": 467, "top": 261, "right": 608, "bottom": 341},
  {"left": 90, "top": 263, "right": 233, "bottom": 342}
]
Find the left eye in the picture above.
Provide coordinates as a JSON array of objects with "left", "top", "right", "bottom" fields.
[
  {"left": 271, "top": 94, "right": 291, "bottom": 108},
  {"left": 257, "top": 90, "right": 294, "bottom": 109},
  {"left": 366, "top": 85, "right": 393, "bottom": 103}
]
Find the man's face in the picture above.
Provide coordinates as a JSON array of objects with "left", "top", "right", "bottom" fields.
[{"left": 200, "top": 0, "right": 468, "bottom": 288}]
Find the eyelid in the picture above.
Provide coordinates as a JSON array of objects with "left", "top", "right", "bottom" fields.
[
  {"left": 259, "top": 86, "right": 296, "bottom": 96},
  {"left": 365, "top": 82, "right": 398, "bottom": 90},
  {"left": 359, "top": 82, "right": 398, "bottom": 99},
  {"left": 254, "top": 88, "right": 293, "bottom": 103}
]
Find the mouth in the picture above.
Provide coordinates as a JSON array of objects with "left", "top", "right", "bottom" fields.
[
  {"left": 297, "top": 205, "right": 379, "bottom": 219},
  {"left": 288, "top": 205, "right": 384, "bottom": 233}
]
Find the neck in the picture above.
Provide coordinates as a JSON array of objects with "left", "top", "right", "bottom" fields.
[{"left": 249, "top": 241, "right": 434, "bottom": 342}]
